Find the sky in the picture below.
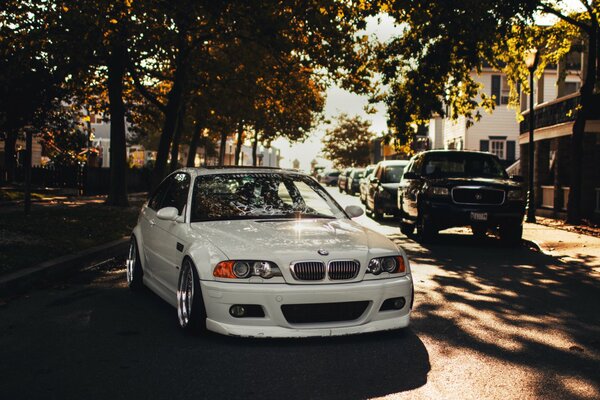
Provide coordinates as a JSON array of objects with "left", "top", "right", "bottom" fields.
[
  {"left": 273, "top": 2, "right": 585, "bottom": 172},
  {"left": 273, "top": 15, "right": 401, "bottom": 172}
]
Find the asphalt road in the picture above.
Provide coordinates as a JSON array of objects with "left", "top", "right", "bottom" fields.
[{"left": 1, "top": 188, "right": 599, "bottom": 400}]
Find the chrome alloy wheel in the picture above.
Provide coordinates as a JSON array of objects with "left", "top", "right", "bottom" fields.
[
  {"left": 177, "top": 260, "right": 195, "bottom": 328},
  {"left": 126, "top": 239, "right": 137, "bottom": 286}
]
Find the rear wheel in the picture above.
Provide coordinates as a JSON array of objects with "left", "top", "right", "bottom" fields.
[
  {"left": 126, "top": 237, "right": 143, "bottom": 290},
  {"left": 177, "top": 259, "right": 207, "bottom": 334},
  {"left": 499, "top": 223, "right": 523, "bottom": 246}
]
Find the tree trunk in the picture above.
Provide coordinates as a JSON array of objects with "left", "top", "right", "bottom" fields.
[
  {"left": 151, "top": 52, "right": 187, "bottom": 189},
  {"left": 186, "top": 123, "right": 202, "bottom": 167},
  {"left": 234, "top": 121, "right": 243, "bottom": 166},
  {"left": 567, "top": 26, "right": 597, "bottom": 223},
  {"left": 169, "top": 108, "right": 185, "bottom": 172},
  {"left": 105, "top": 40, "right": 129, "bottom": 207},
  {"left": 252, "top": 129, "right": 258, "bottom": 166},
  {"left": 218, "top": 131, "right": 227, "bottom": 166},
  {"left": 3, "top": 131, "right": 17, "bottom": 183}
]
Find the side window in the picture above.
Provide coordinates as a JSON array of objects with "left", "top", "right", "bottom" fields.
[
  {"left": 148, "top": 177, "right": 172, "bottom": 211},
  {"left": 161, "top": 173, "right": 191, "bottom": 215}
]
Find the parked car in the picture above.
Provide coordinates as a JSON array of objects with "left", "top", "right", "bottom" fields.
[
  {"left": 397, "top": 150, "right": 525, "bottom": 244},
  {"left": 359, "top": 165, "right": 376, "bottom": 204},
  {"left": 337, "top": 167, "right": 352, "bottom": 193},
  {"left": 366, "top": 160, "right": 409, "bottom": 220},
  {"left": 346, "top": 168, "right": 365, "bottom": 195},
  {"left": 127, "top": 167, "right": 413, "bottom": 337},
  {"left": 318, "top": 169, "right": 340, "bottom": 186}
]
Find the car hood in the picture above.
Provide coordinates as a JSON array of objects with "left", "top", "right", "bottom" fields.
[
  {"left": 428, "top": 177, "right": 521, "bottom": 189},
  {"left": 190, "top": 218, "right": 400, "bottom": 283}
]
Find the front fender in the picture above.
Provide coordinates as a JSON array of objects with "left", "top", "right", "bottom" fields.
[{"left": 185, "top": 236, "right": 229, "bottom": 281}]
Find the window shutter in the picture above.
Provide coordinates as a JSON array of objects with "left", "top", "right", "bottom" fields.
[
  {"left": 491, "top": 75, "right": 501, "bottom": 102},
  {"left": 480, "top": 140, "right": 489, "bottom": 152},
  {"left": 507, "top": 140, "right": 516, "bottom": 161}
]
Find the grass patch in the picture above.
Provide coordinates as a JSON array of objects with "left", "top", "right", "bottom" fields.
[
  {"left": 0, "top": 202, "right": 140, "bottom": 274},
  {"left": 0, "top": 190, "right": 46, "bottom": 202}
]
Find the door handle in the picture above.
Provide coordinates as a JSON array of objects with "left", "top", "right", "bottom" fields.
[{"left": 149, "top": 219, "right": 156, "bottom": 226}]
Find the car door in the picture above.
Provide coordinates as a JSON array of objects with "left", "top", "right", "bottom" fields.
[
  {"left": 140, "top": 177, "right": 173, "bottom": 278},
  {"left": 151, "top": 172, "right": 191, "bottom": 294},
  {"left": 367, "top": 165, "right": 382, "bottom": 209},
  {"left": 398, "top": 160, "right": 413, "bottom": 216},
  {"left": 404, "top": 156, "right": 424, "bottom": 219}
]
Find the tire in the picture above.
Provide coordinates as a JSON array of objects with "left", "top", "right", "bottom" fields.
[
  {"left": 499, "top": 223, "right": 523, "bottom": 246},
  {"left": 416, "top": 208, "right": 438, "bottom": 242},
  {"left": 400, "top": 221, "right": 415, "bottom": 236},
  {"left": 126, "top": 237, "right": 144, "bottom": 290},
  {"left": 177, "top": 258, "right": 207, "bottom": 334}
]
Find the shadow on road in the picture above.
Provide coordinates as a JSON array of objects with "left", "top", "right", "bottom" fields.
[
  {"left": 0, "top": 265, "right": 431, "bottom": 400},
  {"left": 391, "top": 232, "right": 600, "bottom": 399}
]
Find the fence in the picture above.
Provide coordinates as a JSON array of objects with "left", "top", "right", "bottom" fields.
[{"left": 2, "top": 165, "right": 152, "bottom": 195}]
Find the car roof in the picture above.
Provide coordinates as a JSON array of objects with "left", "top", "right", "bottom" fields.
[
  {"left": 377, "top": 160, "right": 410, "bottom": 167},
  {"left": 176, "top": 166, "right": 309, "bottom": 177}
]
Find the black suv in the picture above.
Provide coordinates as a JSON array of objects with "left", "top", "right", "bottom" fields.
[{"left": 397, "top": 150, "right": 525, "bottom": 244}]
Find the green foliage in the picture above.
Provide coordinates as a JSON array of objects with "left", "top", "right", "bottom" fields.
[{"left": 322, "top": 114, "right": 374, "bottom": 168}]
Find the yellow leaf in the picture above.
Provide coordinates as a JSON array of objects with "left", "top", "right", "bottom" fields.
[
  {"left": 109, "top": 19, "right": 118, "bottom": 24},
  {"left": 62, "top": 6, "right": 69, "bottom": 12}
]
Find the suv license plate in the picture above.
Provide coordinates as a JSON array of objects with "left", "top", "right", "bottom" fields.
[{"left": 470, "top": 212, "right": 488, "bottom": 221}]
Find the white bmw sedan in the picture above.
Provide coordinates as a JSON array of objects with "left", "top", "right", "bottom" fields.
[{"left": 127, "top": 167, "right": 413, "bottom": 337}]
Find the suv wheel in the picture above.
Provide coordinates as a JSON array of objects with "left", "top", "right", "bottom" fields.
[
  {"left": 499, "top": 223, "right": 523, "bottom": 246},
  {"left": 400, "top": 221, "right": 415, "bottom": 236},
  {"left": 417, "top": 209, "right": 438, "bottom": 242}
]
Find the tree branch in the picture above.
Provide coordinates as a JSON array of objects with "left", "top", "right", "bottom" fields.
[
  {"left": 128, "top": 65, "right": 167, "bottom": 113},
  {"left": 539, "top": 3, "right": 592, "bottom": 33}
]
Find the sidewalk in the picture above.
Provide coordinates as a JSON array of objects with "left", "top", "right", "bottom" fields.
[{"left": 523, "top": 222, "right": 600, "bottom": 270}]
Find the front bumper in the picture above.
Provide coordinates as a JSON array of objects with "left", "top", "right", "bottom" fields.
[
  {"left": 424, "top": 199, "right": 525, "bottom": 228},
  {"left": 199, "top": 277, "right": 413, "bottom": 338}
]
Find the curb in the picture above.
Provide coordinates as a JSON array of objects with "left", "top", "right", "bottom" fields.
[{"left": 0, "top": 237, "right": 130, "bottom": 297}]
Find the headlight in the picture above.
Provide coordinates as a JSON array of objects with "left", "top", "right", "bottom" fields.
[
  {"left": 214, "top": 260, "right": 282, "bottom": 279},
  {"left": 367, "top": 256, "right": 406, "bottom": 275},
  {"left": 507, "top": 189, "right": 524, "bottom": 201},
  {"left": 428, "top": 186, "right": 449, "bottom": 196}
]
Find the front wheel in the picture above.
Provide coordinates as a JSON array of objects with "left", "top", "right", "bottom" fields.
[
  {"left": 499, "top": 223, "right": 523, "bottom": 246},
  {"left": 126, "top": 237, "right": 144, "bottom": 290},
  {"left": 177, "top": 259, "right": 207, "bottom": 334},
  {"left": 416, "top": 209, "right": 438, "bottom": 243},
  {"left": 400, "top": 221, "right": 415, "bottom": 236}
]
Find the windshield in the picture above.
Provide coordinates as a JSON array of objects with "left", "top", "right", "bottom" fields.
[
  {"left": 422, "top": 153, "right": 508, "bottom": 178},
  {"left": 191, "top": 173, "right": 347, "bottom": 222},
  {"left": 382, "top": 165, "right": 406, "bottom": 183}
]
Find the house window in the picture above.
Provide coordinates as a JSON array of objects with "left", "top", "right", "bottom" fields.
[
  {"left": 500, "top": 76, "right": 510, "bottom": 105},
  {"left": 490, "top": 140, "right": 506, "bottom": 159},
  {"left": 491, "top": 75, "right": 510, "bottom": 105},
  {"left": 564, "top": 82, "right": 581, "bottom": 95}
]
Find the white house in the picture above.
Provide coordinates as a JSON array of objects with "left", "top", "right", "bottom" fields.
[{"left": 428, "top": 60, "right": 582, "bottom": 165}]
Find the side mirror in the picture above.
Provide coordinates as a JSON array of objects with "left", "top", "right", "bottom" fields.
[
  {"left": 510, "top": 175, "right": 524, "bottom": 182},
  {"left": 403, "top": 172, "right": 420, "bottom": 180},
  {"left": 345, "top": 205, "right": 364, "bottom": 218},
  {"left": 156, "top": 206, "right": 180, "bottom": 221},
  {"left": 371, "top": 177, "right": 380, "bottom": 185}
]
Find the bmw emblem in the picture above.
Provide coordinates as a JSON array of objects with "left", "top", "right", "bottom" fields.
[
  {"left": 475, "top": 193, "right": 483, "bottom": 200},
  {"left": 317, "top": 249, "right": 329, "bottom": 256}
]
